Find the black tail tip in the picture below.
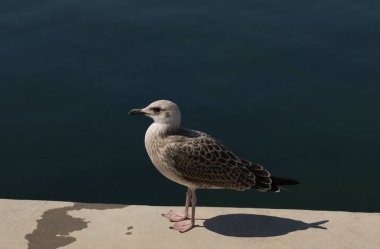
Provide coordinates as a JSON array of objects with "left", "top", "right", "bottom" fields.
[
  {"left": 287, "top": 179, "right": 300, "bottom": 185},
  {"left": 271, "top": 176, "right": 300, "bottom": 186}
]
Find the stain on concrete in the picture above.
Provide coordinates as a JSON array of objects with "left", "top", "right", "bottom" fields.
[
  {"left": 25, "top": 202, "right": 127, "bottom": 249},
  {"left": 126, "top": 225, "right": 133, "bottom": 235}
]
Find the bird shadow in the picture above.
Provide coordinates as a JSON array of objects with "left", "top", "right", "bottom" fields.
[{"left": 203, "top": 213, "right": 328, "bottom": 237}]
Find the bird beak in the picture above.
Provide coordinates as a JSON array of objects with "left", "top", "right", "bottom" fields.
[{"left": 128, "top": 108, "right": 145, "bottom": 115}]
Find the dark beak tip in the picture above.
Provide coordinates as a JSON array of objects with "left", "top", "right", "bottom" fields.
[{"left": 128, "top": 109, "right": 144, "bottom": 116}]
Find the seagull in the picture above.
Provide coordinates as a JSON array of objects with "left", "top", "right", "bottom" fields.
[{"left": 129, "top": 100, "right": 299, "bottom": 233}]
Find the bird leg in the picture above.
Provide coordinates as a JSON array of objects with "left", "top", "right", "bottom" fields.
[
  {"left": 171, "top": 189, "right": 196, "bottom": 233},
  {"left": 163, "top": 188, "right": 192, "bottom": 222}
]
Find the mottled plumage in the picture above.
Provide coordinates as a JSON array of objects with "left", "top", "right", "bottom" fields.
[{"left": 161, "top": 128, "right": 274, "bottom": 191}]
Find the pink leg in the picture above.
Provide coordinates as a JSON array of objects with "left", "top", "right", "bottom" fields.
[
  {"left": 172, "top": 189, "right": 197, "bottom": 233},
  {"left": 163, "top": 188, "right": 192, "bottom": 222}
]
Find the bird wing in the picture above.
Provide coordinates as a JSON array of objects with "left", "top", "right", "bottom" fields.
[{"left": 163, "top": 130, "right": 272, "bottom": 191}]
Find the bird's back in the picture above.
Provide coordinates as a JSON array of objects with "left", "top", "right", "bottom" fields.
[{"left": 160, "top": 128, "right": 274, "bottom": 191}]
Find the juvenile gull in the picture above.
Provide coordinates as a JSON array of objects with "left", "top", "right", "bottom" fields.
[{"left": 129, "top": 100, "right": 299, "bottom": 232}]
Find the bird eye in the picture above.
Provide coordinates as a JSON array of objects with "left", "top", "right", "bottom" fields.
[{"left": 151, "top": 107, "right": 161, "bottom": 114}]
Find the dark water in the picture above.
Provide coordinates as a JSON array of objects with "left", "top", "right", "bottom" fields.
[{"left": 1, "top": 0, "right": 379, "bottom": 212}]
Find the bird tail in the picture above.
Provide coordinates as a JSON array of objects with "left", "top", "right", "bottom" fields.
[{"left": 269, "top": 176, "right": 300, "bottom": 192}]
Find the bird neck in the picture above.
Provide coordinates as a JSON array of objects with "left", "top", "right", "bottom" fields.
[{"left": 146, "top": 122, "right": 180, "bottom": 138}]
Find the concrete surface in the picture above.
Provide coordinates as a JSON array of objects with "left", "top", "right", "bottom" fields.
[{"left": 0, "top": 199, "right": 379, "bottom": 249}]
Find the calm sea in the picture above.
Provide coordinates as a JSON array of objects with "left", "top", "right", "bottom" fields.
[{"left": 1, "top": 0, "right": 379, "bottom": 212}]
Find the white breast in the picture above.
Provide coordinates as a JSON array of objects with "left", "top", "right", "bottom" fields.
[{"left": 144, "top": 123, "right": 196, "bottom": 188}]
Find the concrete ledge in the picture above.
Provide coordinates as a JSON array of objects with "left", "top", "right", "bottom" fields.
[{"left": 1, "top": 198, "right": 379, "bottom": 249}]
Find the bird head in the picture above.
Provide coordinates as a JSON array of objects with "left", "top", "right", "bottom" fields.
[{"left": 128, "top": 100, "right": 181, "bottom": 128}]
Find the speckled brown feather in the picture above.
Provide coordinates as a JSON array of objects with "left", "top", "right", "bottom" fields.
[{"left": 162, "top": 128, "right": 273, "bottom": 191}]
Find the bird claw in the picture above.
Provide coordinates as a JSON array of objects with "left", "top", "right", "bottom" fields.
[
  {"left": 163, "top": 210, "right": 188, "bottom": 222},
  {"left": 170, "top": 220, "right": 194, "bottom": 233}
]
